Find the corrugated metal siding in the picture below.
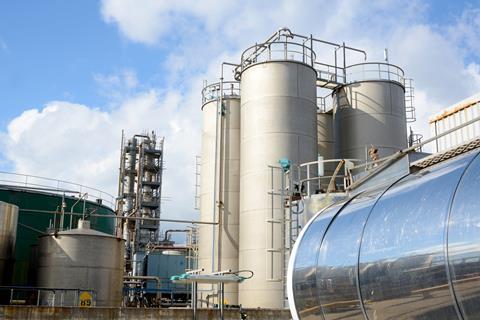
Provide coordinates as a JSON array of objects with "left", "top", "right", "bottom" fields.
[{"left": 430, "top": 101, "right": 480, "bottom": 152}]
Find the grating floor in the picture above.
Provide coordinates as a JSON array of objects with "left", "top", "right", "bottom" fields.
[{"left": 411, "top": 138, "right": 480, "bottom": 169}]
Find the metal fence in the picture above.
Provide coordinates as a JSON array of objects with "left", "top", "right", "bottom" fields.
[
  {"left": 0, "top": 286, "right": 96, "bottom": 307},
  {"left": 201, "top": 81, "right": 240, "bottom": 105},
  {"left": 0, "top": 171, "right": 115, "bottom": 209}
]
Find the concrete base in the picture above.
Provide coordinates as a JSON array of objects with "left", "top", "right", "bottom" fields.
[{"left": 0, "top": 306, "right": 291, "bottom": 320}]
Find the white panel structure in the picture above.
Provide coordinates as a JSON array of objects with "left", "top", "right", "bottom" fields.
[{"left": 429, "top": 93, "right": 480, "bottom": 152}]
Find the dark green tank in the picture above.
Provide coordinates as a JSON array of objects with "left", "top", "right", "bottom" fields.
[{"left": 0, "top": 187, "right": 116, "bottom": 285}]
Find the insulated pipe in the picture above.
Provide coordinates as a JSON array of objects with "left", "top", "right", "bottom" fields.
[
  {"left": 163, "top": 229, "right": 189, "bottom": 242},
  {"left": 18, "top": 208, "right": 219, "bottom": 225}
]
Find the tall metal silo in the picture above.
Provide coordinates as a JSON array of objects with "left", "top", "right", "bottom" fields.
[
  {"left": 0, "top": 201, "right": 18, "bottom": 286},
  {"left": 199, "top": 81, "right": 240, "bottom": 305},
  {"left": 37, "top": 220, "right": 124, "bottom": 307},
  {"left": 333, "top": 63, "right": 408, "bottom": 161},
  {"left": 238, "top": 48, "right": 318, "bottom": 306},
  {"left": 317, "top": 110, "right": 334, "bottom": 160}
]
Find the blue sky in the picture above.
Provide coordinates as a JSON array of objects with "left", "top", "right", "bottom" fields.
[
  {"left": 0, "top": 1, "right": 171, "bottom": 126},
  {"left": 0, "top": 0, "right": 477, "bottom": 126},
  {"left": 0, "top": 0, "right": 479, "bottom": 221}
]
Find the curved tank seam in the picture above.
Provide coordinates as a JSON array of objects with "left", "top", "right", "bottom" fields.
[
  {"left": 443, "top": 150, "right": 480, "bottom": 320},
  {"left": 312, "top": 196, "right": 360, "bottom": 320},
  {"left": 355, "top": 173, "right": 410, "bottom": 320},
  {"left": 288, "top": 200, "right": 338, "bottom": 320}
]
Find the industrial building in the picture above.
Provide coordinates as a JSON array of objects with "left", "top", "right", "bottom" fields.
[{"left": 1, "top": 27, "right": 480, "bottom": 320}]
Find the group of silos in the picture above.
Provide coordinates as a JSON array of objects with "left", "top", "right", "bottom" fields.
[{"left": 199, "top": 28, "right": 409, "bottom": 308}]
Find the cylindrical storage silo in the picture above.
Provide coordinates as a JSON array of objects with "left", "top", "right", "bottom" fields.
[
  {"left": 333, "top": 67, "right": 408, "bottom": 161},
  {"left": 199, "top": 82, "right": 240, "bottom": 305},
  {"left": 37, "top": 220, "right": 124, "bottom": 307},
  {"left": 239, "top": 61, "right": 318, "bottom": 308},
  {"left": 288, "top": 149, "right": 480, "bottom": 320},
  {"left": 0, "top": 201, "right": 18, "bottom": 286},
  {"left": 317, "top": 110, "right": 334, "bottom": 160}
]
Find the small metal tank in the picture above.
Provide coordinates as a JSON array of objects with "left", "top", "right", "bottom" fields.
[
  {"left": 333, "top": 63, "right": 408, "bottom": 161},
  {"left": 37, "top": 220, "right": 124, "bottom": 307},
  {"left": 288, "top": 149, "right": 480, "bottom": 320},
  {"left": 0, "top": 201, "right": 18, "bottom": 285}
]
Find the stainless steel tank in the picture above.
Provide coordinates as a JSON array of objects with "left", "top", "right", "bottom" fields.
[
  {"left": 288, "top": 149, "right": 480, "bottom": 320},
  {"left": 0, "top": 201, "right": 18, "bottom": 285},
  {"left": 239, "top": 60, "right": 318, "bottom": 308},
  {"left": 317, "top": 110, "right": 334, "bottom": 160},
  {"left": 199, "top": 82, "right": 240, "bottom": 305},
  {"left": 333, "top": 64, "right": 408, "bottom": 161},
  {"left": 37, "top": 220, "right": 124, "bottom": 307}
]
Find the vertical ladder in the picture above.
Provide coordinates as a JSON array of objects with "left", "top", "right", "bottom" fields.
[
  {"left": 194, "top": 155, "right": 201, "bottom": 210},
  {"left": 266, "top": 166, "right": 284, "bottom": 284},
  {"left": 404, "top": 78, "right": 416, "bottom": 123},
  {"left": 282, "top": 167, "right": 303, "bottom": 308}
]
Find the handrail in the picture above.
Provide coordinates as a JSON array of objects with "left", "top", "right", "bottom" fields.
[
  {"left": 201, "top": 81, "right": 240, "bottom": 105},
  {"left": 0, "top": 171, "right": 115, "bottom": 209},
  {"left": 0, "top": 286, "right": 96, "bottom": 307},
  {"left": 291, "top": 158, "right": 362, "bottom": 196},
  {"left": 237, "top": 40, "right": 316, "bottom": 78},
  {"left": 345, "top": 62, "right": 405, "bottom": 85}
]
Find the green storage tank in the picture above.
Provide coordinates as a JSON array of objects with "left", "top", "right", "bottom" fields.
[{"left": 0, "top": 186, "right": 116, "bottom": 286}]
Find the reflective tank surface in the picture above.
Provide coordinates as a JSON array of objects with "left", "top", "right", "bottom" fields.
[
  {"left": 0, "top": 201, "right": 18, "bottom": 285},
  {"left": 317, "top": 110, "right": 334, "bottom": 160},
  {"left": 288, "top": 149, "right": 480, "bottom": 320},
  {"left": 333, "top": 79, "right": 407, "bottom": 161},
  {"left": 199, "top": 87, "right": 241, "bottom": 305},
  {"left": 37, "top": 221, "right": 124, "bottom": 307},
  {"left": 239, "top": 61, "right": 318, "bottom": 308}
]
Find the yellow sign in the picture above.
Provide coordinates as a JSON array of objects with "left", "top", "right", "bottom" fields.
[{"left": 79, "top": 291, "right": 93, "bottom": 307}]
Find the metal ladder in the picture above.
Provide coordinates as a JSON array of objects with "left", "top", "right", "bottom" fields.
[
  {"left": 266, "top": 165, "right": 284, "bottom": 285},
  {"left": 404, "top": 78, "right": 416, "bottom": 123}
]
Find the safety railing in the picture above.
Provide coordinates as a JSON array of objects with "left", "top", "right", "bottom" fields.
[
  {"left": 201, "top": 81, "right": 240, "bottom": 105},
  {"left": 0, "top": 286, "right": 96, "bottom": 307},
  {"left": 317, "top": 96, "right": 326, "bottom": 112},
  {"left": 315, "top": 62, "right": 345, "bottom": 84},
  {"left": 238, "top": 40, "right": 316, "bottom": 74},
  {"left": 294, "top": 159, "right": 362, "bottom": 196},
  {"left": 0, "top": 171, "right": 115, "bottom": 209},
  {"left": 345, "top": 62, "right": 405, "bottom": 85},
  {"left": 317, "top": 93, "right": 333, "bottom": 112}
]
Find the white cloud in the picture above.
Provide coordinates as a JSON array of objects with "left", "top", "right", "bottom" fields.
[
  {"left": 2, "top": 89, "right": 201, "bottom": 221},
  {"left": 93, "top": 69, "right": 139, "bottom": 101}
]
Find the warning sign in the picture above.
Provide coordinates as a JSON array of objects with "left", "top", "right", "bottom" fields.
[{"left": 79, "top": 291, "right": 93, "bottom": 307}]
